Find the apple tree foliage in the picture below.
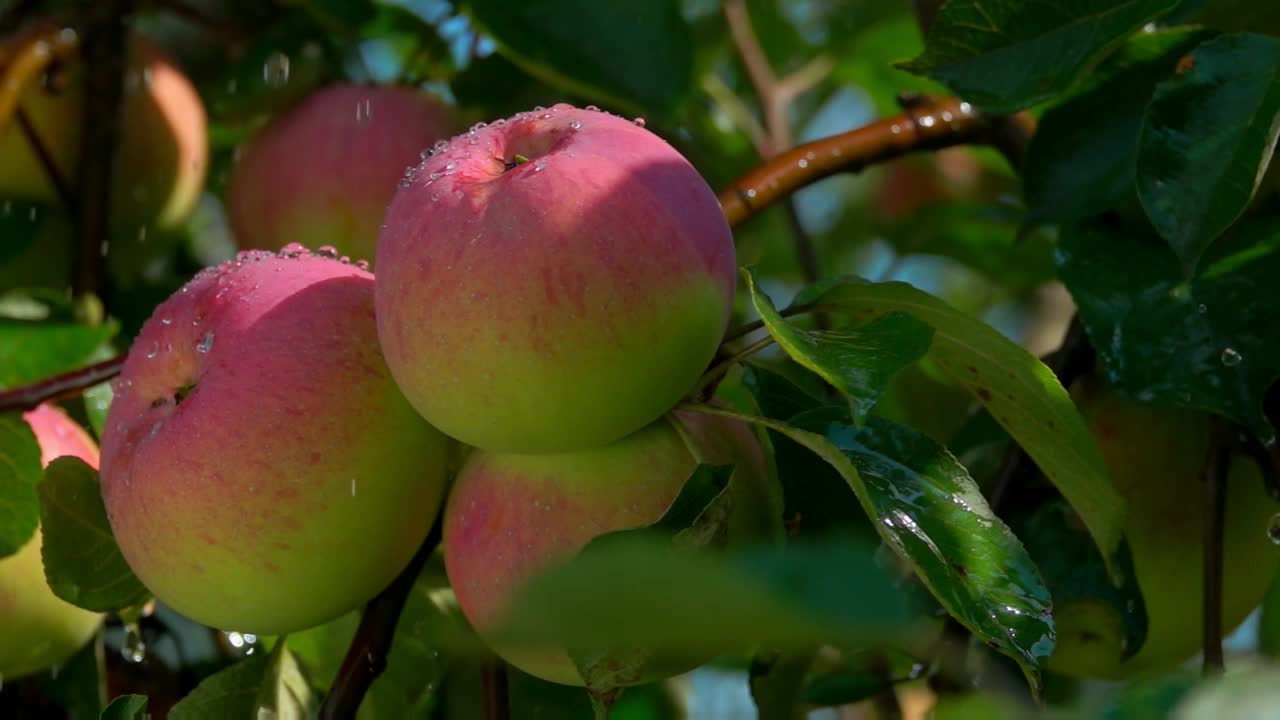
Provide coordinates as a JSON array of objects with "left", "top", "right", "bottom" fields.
[{"left": 2, "top": 0, "right": 1280, "bottom": 718}]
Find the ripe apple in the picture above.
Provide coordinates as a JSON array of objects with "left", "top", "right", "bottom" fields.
[
  {"left": 443, "top": 409, "right": 779, "bottom": 686},
  {"left": 1047, "top": 376, "right": 1279, "bottom": 679},
  {"left": 98, "top": 248, "right": 450, "bottom": 635},
  {"left": 0, "top": 404, "right": 103, "bottom": 679},
  {"left": 226, "top": 84, "right": 457, "bottom": 262},
  {"left": 375, "top": 104, "right": 737, "bottom": 454},
  {"left": 0, "top": 31, "right": 208, "bottom": 278}
]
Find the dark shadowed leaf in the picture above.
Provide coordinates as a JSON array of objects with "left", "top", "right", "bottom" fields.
[
  {"left": 1056, "top": 219, "right": 1280, "bottom": 442},
  {"left": 789, "top": 277, "right": 1122, "bottom": 569},
  {"left": 466, "top": 0, "right": 693, "bottom": 115},
  {"left": 0, "top": 414, "right": 42, "bottom": 557},
  {"left": 745, "top": 270, "right": 934, "bottom": 425},
  {"left": 169, "top": 643, "right": 313, "bottom": 720},
  {"left": 43, "top": 634, "right": 106, "bottom": 718},
  {"left": 898, "top": 0, "right": 1179, "bottom": 112},
  {"left": 1024, "top": 27, "right": 1207, "bottom": 224},
  {"left": 1136, "top": 32, "right": 1280, "bottom": 271},
  {"left": 100, "top": 695, "right": 148, "bottom": 720},
  {"left": 39, "top": 457, "right": 150, "bottom": 612},
  {"left": 750, "top": 651, "right": 814, "bottom": 720}
]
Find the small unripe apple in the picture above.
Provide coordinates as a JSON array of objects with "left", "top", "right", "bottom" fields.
[
  {"left": 0, "top": 404, "right": 103, "bottom": 679},
  {"left": 375, "top": 104, "right": 737, "bottom": 453},
  {"left": 443, "top": 409, "right": 778, "bottom": 686},
  {"left": 1047, "top": 376, "right": 1280, "bottom": 679},
  {"left": 226, "top": 84, "right": 457, "bottom": 262},
  {"left": 99, "top": 248, "right": 450, "bottom": 635},
  {"left": 0, "top": 33, "right": 208, "bottom": 262}
]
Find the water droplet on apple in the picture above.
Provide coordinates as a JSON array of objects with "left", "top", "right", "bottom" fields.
[
  {"left": 632, "top": 117, "right": 646, "bottom": 127},
  {"left": 1221, "top": 348, "right": 1242, "bottom": 367},
  {"left": 196, "top": 330, "right": 215, "bottom": 354},
  {"left": 145, "top": 342, "right": 159, "bottom": 359},
  {"left": 355, "top": 259, "right": 370, "bottom": 271},
  {"left": 262, "top": 52, "right": 290, "bottom": 88},
  {"left": 121, "top": 623, "right": 146, "bottom": 663},
  {"left": 315, "top": 245, "right": 339, "bottom": 259},
  {"left": 355, "top": 98, "right": 373, "bottom": 126}
]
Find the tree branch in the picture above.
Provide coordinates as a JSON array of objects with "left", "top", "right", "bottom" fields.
[
  {"left": 719, "top": 96, "right": 1034, "bottom": 228},
  {"left": 16, "top": 107, "right": 76, "bottom": 211},
  {"left": 482, "top": 661, "right": 510, "bottom": 720},
  {"left": 72, "top": 0, "right": 132, "bottom": 298},
  {"left": 0, "top": 355, "right": 124, "bottom": 413},
  {"left": 319, "top": 510, "right": 444, "bottom": 719},
  {"left": 1202, "top": 421, "right": 1230, "bottom": 675}
]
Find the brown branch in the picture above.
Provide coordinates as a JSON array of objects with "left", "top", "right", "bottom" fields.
[
  {"left": 0, "top": 355, "right": 124, "bottom": 413},
  {"left": 482, "top": 661, "right": 510, "bottom": 720},
  {"left": 16, "top": 108, "right": 76, "bottom": 211},
  {"left": 719, "top": 96, "right": 1035, "bottom": 228},
  {"left": 0, "top": 24, "right": 82, "bottom": 126},
  {"left": 319, "top": 510, "right": 444, "bottom": 720},
  {"left": 1202, "top": 421, "right": 1230, "bottom": 675},
  {"left": 72, "top": 1, "right": 132, "bottom": 299}
]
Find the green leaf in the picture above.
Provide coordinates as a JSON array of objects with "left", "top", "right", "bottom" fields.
[
  {"left": 493, "top": 536, "right": 920, "bottom": 660},
  {"left": 790, "top": 277, "right": 1123, "bottom": 568},
  {"left": 1258, "top": 570, "right": 1280, "bottom": 658},
  {"left": 1024, "top": 27, "right": 1207, "bottom": 224},
  {"left": 39, "top": 457, "right": 150, "bottom": 612},
  {"left": 897, "top": 0, "right": 1180, "bottom": 113},
  {"left": 801, "top": 667, "right": 894, "bottom": 708},
  {"left": 465, "top": 0, "right": 694, "bottom": 115},
  {"left": 0, "top": 414, "right": 42, "bottom": 557},
  {"left": 42, "top": 634, "right": 106, "bottom": 718},
  {"left": 1136, "top": 32, "right": 1280, "bottom": 271},
  {"left": 1056, "top": 219, "right": 1280, "bottom": 442},
  {"left": 750, "top": 651, "right": 814, "bottom": 720},
  {"left": 1100, "top": 671, "right": 1198, "bottom": 719},
  {"left": 100, "top": 695, "right": 148, "bottom": 720},
  {"left": 777, "top": 407, "right": 1054, "bottom": 693},
  {"left": 170, "top": 643, "right": 315, "bottom": 720},
  {"left": 0, "top": 319, "right": 117, "bottom": 389},
  {"left": 744, "top": 270, "right": 934, "bottom": 425}
]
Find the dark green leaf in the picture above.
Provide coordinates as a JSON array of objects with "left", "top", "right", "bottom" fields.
[
  {"left": 801, "top": 666, "right": 890, "bottom": 708},
  {"left": 493, "top": 536, "right": 920, "bottom": 660},
  {"left": 1136, "top": 32, "right": 1280, "bottom": 270},
  {"left": 1024, "top": 27, "right": 1207, "bottom": 224},
  {"left": 1098, "top": 671, "right": 1198, "bottom": 719},
  {"left": 0, "top": 200, "right": 48, "bottom": 265},
  {"left": 466, "top": 0, "right": 694, "bottom": 114},
  {"left": 0, "top": 414, "right": 41, "bottom": 557},
  {"left": 0, "top": 320, "right": 117, "bottom": 389},
  {"left": 785, "top": 408, "right": 1055, "bottom": 693},
  {"left": 100, "top": 695, "right": 148, "bottom": 720},
  {"left": 746, "top": 270, "right": 934, "bottom": 425},
  {"left": 790, "top": 277, "right": 1123, "bottom": 568},
  {"left": 898, "top": 0, "right": 1179, "bottom": 112},
  {"left": 41, "top": 634, "right": 105, "bottom": 718},
  {"left": 39, "top": 457, "right": 150, "bottom": 612},
  {"left": 169, "top": 643, "right": 314, "bottom": 720},
  {"left": 1259, "top": 570, "right": 1280, "bottom": 658},
  {"left": 1056, "top": 219, "right": 1280, "bottom": 441}
]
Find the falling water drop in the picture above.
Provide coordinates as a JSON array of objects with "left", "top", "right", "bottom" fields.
[
  {"left": 262, "top": 52, "right": 291, "bottom": 87},
  {"left": 1269, "top": 513, "right": 1280, "bottom": 545},
  {"left": 1221, "top": 347, "right": 1243, "bottom": 367},
  {"left": 121, "top": 623, "right": 146, "bottom": 663}
]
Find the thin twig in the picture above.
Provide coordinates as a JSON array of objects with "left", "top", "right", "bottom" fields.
[
  {"left": 1202, "top": 421, "right": 1230, "bottom": 675},
  {"left": 693, "top": 334, "right": 776, "bottom": 400},
  {"left": 73, "top": 0, "right": 132, "bottom": 298},
  {"left": 319, "top": 512, "right": 444, "bottom": 719},
  {"left": 481, "top": 661, "right": 510, "bottom": 720},
  {"left": 16, "top": 107, "right": 76, "bottom": 211},
  {"left": 0, "top": 355, "right": 124, "bottom": 412}
]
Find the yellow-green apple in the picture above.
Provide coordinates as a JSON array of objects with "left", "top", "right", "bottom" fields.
[
  {"left": 0, "top": 31, "right": 208, "bottom": 272},
  {"left": 1047, "top": 376, "right": 1280, "bottom": 679},
  {"left": 0, "top": 404, "right": 103, "bottom": 679},
  {"left": 375, "top": 104, "right": 737, "bottom": 454},
  {"left": 443, "top": 409, "right": 780, "bottom": 686},
  {"left": 98, "top": 247, "right": 450, "bottom": 635},
  {"left": 226, "top": 84, "right": 457, "bottom": 262}
]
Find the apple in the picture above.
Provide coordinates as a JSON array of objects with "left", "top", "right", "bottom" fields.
[
  {"left": 0, "top": 32, "right": 208, "bottom": 278},
  {"left": 98, "top": 247, "right": 450, "bottom": 635},
  {"left": 375, "top": 104, "right": 737, "bottom": 454},
  {"left": 0, "top": 404, "right": 103, "bottom": 679},
  {"left": 443, "top": 408, "right": 779, "bottom": 686},
  {"left": 1047, "top": 376, "right": 1279, "bottom": 679},
  {"left": 226, "top": 84, "right": 457, "bottom": 263}
]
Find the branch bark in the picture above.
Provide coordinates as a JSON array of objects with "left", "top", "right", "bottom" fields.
[
  {"left": 0, "top": 355, "right": 124, "bottom": 413},
  {"left": 1202, "top": 423, "right": 1230, "bottom": 675}
]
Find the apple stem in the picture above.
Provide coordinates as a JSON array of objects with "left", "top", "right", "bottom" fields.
[
  {"left": 0, "top": 354, "right": 124, "bottom": 413},
  {"left": 481, "top": 660, "right": 510, "bottom": 720},
  {"left": 319, "top": 508, "right": 444, "bottom": 719},
  {"left": 1202, "top": 421, "right": 1230, "bottom": 675},
  {"left": 72, "top": 0, "right": 133, "bottom": 299},
  {"left": 691, "top": 334, "right": 776, "bottom": 401}
]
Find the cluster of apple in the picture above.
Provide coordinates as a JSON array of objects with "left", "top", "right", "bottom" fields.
[{"left": 82, "top": 95, "right": 779, "bottom": 688}]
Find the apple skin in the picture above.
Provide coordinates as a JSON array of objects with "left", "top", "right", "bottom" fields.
[
  {"left": 226, "top": 84, "right": 457, "bottom": 262},
  {"left": 0, "top": 404, "right": 103, "bottom": 679},
  {"left": 375, "top": 103, "right": 737, "bottom": 454},
  {"left": 1047, "top": 376, "right": 1279, "bottom": 679},
  {"left": 98, "top": 248, "right": 450, "bottom": 635},
  {"left": 0, "top": 35, "right": 207, "bottom": 262},
  {"left": 443, "top": 408, "right": 779, "bottom": 686}
]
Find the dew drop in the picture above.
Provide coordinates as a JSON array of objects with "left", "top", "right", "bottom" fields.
[
  {"left": 355, "top": 259, "right": 370, "bottom": 271},
  {"left": 121, "top": 623, "right": 146, "bottom": 663},
  {"left": 632, "top": 117, "right": 646, "bottom": 127},
  {"left": 569, "top": 120, "right": 582, "bottom": 130},
  {"left": 1221, "top": 347, "right": 1242, "bottom": 367},
  {"left": 262, "top": 52, "right": 290, "bottom": 87},
  {"left": 1198, "top": 303, "right": 1208, "bottom": 314},
  {"left": 315, "top": 245, "right": 339, "bottom": 259},
  {"left": 145, "top": 342, "right": 159, "bottom": 359},
  {"left": 196, "top": 330, "right": 215, "bottom": 354}
]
